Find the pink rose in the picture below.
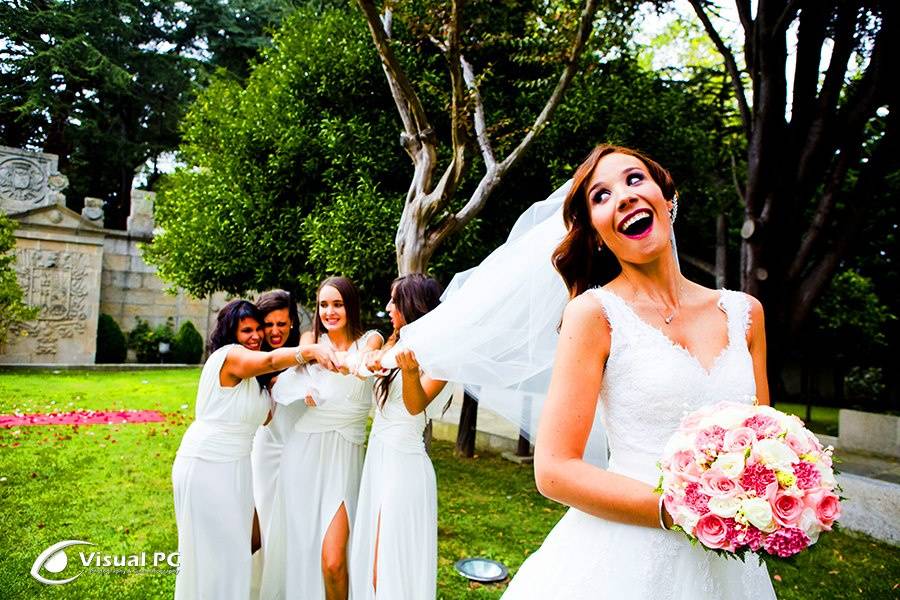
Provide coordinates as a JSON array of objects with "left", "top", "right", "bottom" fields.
[
  {"left": 695, "top": 513, "right": 730, "bottom": 549},
  {"left": 772, "top": 492, "right": 804, "bottom": 527},
  {"left": 671, "top": 450, "right": 695, "bottom": 472},
  {"left": 806, "top": 491, "right": 841, "bottom": 529},
  {"left": 723, "top": 427, "right": 756, "bottom": 452},
  {"left": 700, "top": 468, "right": 738, "bottom": 498},
  {"left": 785, "top": 432, "right": 812, "bottom": 455}
]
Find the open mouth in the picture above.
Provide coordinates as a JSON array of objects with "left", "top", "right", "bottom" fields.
[{"left": 618, "top": 209, "right": 653, "bottom": 238}]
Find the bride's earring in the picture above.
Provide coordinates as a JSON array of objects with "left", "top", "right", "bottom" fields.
[{"left": 669, "top": 194, "right": 679, "bottom": 223}]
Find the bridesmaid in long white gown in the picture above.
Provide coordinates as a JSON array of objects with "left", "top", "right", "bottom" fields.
[
  {"left": 249, "top": 290, "right": 305, "bottom": 591},
  {"left": 501, "top": 145, "right": 775, "bottom": 599},
  {"left": 262, "top": 276, "right": 383, "bottom": 600},
  {"left": 172, "top": 299, "right": 331, "bottom": 600},
  {"left": 350, "top": 274, "right": 452, "bottom": 600}
]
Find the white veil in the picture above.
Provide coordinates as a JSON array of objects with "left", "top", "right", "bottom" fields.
[{"left": 382, "top": 180, "right": 611, "bottom": 467}]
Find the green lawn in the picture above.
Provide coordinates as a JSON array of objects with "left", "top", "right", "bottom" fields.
[{"left": 0, "top": 369, "right": 897, "bottom": 599}]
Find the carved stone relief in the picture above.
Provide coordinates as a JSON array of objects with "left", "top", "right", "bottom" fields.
[
  {"left": 0, "top": 146, "right": 68, "bottom": 215},
  {"left": 10, "top": 248, "right": 91, "bottom": 355}
]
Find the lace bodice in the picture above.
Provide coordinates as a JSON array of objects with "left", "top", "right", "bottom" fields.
[{"left": 590, "top": 288, "right": 756, "bottom": 485}]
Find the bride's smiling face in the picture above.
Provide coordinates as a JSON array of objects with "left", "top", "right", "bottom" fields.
[{"left": 586, "top": 152, "right": 674, "bottom": 264}]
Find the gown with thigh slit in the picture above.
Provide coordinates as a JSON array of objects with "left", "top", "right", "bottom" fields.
[
  {"left": 260, "top": 332, "right": 378, "bottom": 600},
  {"left": 172, "top": 344, "right": 270, "bottom": 600},
  {"left": 349, "top": 373, "right": 453, "bottom": 600},
  {"left": 501, "top": 288, "right": 776, "bottom": 600}
]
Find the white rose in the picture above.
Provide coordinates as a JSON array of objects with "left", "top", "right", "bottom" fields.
[
  {"left": 708, "top": 495, "right": 741, "bottom": 518},
  {"left": 755, "top": 438, "right": 799, "bottom": 470},
  {"left": 663, "top": 431, "right": 694, "bottom": 456},
  {"left": 783, "top": 414, "right": 806, "bottom": 437},
  {"left": 679, "top": 509, "right": 700, "bottom": 534},
  {"left": 741, "top": 497, "right": 776, "bottom": 532},
  {"left": 717, "top": 404, "right": 752, "bottom": 429},
  {"left": 799, "top": 508, "right": 821, "bottom": 544},
  {"left": 816, "top": 462, "right": 837, "bottom": 488},
  {"left": 711, "top": 451, "right": 746, "bottom": 478}
]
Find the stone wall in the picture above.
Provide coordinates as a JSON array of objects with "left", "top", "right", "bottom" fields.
[
  {"left": 99, "top": 229, "right": 228, "bottom": 343},
  {"left": 0, "top": 145, "right": 227, "bottom": 364}
]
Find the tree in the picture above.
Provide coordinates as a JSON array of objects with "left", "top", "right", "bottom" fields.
[
  {"left": 686, "top": 1, "right": 900, "bottom": 395},
  {"left": 354, "top": 0, "right": 627, "bottom": 274},
  {"left": 0, "top": 0, "right": 300, "bottom": 228},
  {"left": 0, "top": 214, "right": 38, "bottom": 345},
  {"left": 143, "top": 7, "right": 432, "bottom": 309}
]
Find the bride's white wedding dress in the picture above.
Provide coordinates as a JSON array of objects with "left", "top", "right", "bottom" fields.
[{"left": 502, "top": 287, "right": 776, "bottom": 600}]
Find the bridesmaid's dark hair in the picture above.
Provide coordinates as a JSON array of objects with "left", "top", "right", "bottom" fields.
[
  {"left": 255, "top": 289, "right": 301, "bottom": 388},
  {"left": 207, "top": 299, "right": 263, "bottom": 353},
  {"left": 552, "top": 144, "right": 677, "bottom": 298},
  {"left": 376, "top": 274, "right": 443, "bottom": 409},
  {"left": 311, "top": 276, "right": 365, "bottom": 343}
]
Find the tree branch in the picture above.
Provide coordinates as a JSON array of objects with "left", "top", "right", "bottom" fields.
[
  {"left": 688, "top": 0, "right": 751, "bottom": 138},
  {"left": 461, "top": 54, "right": 496, "bottom": 168},
  {"left": 773, "top": 0, "right": 804, "bottom": 36},
  {"left": 357, "top": 0, "right": 436, "bottom": 176},
  {"left": 681, "top": 252, "right": 716, "bottom": 276}
]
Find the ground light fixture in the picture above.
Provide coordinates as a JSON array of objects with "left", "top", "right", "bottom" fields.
[{"left": 453, "top": 557, "right": 509, "bottom": 583}]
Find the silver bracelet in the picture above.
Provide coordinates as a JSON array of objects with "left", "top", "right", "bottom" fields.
[
  {"left": 294, "top": 348, "right": 307, "bottom": 366},
  {"left": 658, "top": 494, "right": 669, "bottom": 531}
]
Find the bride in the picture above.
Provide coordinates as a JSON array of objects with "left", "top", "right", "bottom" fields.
[
  {"left": 500, "top": 145, "right": 776, "bottom": 598},
  {"left": 388, "top": 144, "right": 776, "bottom": 598}
]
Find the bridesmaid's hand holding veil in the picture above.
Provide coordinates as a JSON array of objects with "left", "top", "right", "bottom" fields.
[{"left": 394, "top": 349, "right": 420, "bottom": 373}]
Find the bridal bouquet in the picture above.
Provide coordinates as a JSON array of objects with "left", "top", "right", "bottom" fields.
[{"left": 657, "top": 401, "right": 840, "bottom": 558}]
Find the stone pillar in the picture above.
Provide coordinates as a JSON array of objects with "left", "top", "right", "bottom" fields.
[{"left": 127, "top": 190, "right": 155, "bottom": 235}]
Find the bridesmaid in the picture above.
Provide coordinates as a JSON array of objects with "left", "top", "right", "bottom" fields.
[
  {"left": 350, "top": 273, "right": 452, "bottom": 600},
  {"left": 172, "top": 299, "right": 332, "bottom": 600},
  {"left": 262, "top": 276, "right": 383, "bottom": 600},
  {"left": 250, "top": 291, "right": 304, "bottom": 570}
]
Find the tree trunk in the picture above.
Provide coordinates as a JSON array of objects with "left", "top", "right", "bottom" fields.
[
  {"left": 715, "top": 213, "right": 727, "bottom": 289},
  {"left": 455, "top": 390, "right": 478, "bottom": 458}
]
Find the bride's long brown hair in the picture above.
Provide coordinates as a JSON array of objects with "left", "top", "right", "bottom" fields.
[{"left": 552, "top": 144, "right": 677, "bottom": 298}]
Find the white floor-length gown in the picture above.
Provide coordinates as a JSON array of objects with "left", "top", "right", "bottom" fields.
[
  {"left": 349, "top": 374, "right": 453, "bottom": 599},
  {"left": 260, "top": 332, "right": 378, "bottom": 600},
  {"left": 249, "top": 376, "right": 307, "bottom": 595},
  {"left": 172, "top": 344, "right": 270, "bottom": 600},
  {"left": 502, "top": 288, "right": 776, "bottom": 600}
]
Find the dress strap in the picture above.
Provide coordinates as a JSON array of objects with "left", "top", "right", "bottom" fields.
[
  {"left": 718, "top": 290, "right": 751, "bottom": 346},
  {"left": 357, "top": 329, "right": 384, "bottom": 349}
]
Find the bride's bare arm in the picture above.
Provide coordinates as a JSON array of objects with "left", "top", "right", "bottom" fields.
[
  {"left": 534, "top": 293, "right": 671, "bottom": 529},
  {"left": 746, "top": 295, "right": 769, "bottom": 406}
]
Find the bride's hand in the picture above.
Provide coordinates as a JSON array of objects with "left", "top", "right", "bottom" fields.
[
  {"left": 395, "top": 348, "right": 420, "bottom": 373},
  {"left": 333, "top": 351, "right": 352, "bottom": 375},
  {"left": 304, "top": 393, "right": 317, "bottom": 407},
  {"left": 364, "top": 350, "right": 386, "bottom": 374}
]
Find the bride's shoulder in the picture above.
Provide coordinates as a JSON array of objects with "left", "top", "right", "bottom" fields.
[{"left": 564, "top": 290, "right": 612, "bottom": 329}]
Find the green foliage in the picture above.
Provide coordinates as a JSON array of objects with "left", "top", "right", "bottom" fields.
[
  {"left": 172, "top": 321, "right": 204, "bottom": 364},
  {"left": 0, "top": 214, "right": 38, "bottom": 345},
  {"left": 844, "top": 367, "right": 886, "bottom": 404},
  {"left": 144, "top": 6, "right": 410, "bottom": 309},
  {"left": 95, "top": 314, "right": 127, "bottom": 364},
  {"left": 814, "top": 270, "right": 895, "bottom": 349},
  {"left": 128, "top": 317, "right": 176, "bottom": 363},
  {"left": 0, "top": 0, "right": 301, "bottom": 227}
]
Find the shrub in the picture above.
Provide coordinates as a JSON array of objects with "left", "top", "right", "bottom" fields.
[
  {"left": 95, "top": 314, "right": 127, "bottom": 363},
  {"left": 128, "top": 317, "right": 176, "bottom": 363},
  {"left": 172, "top": 320, "right": 204, "bottom": 364}
]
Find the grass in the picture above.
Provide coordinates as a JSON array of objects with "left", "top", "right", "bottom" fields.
[{"left": 1, "top": 369, "right": 898, "bottom": 599}]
